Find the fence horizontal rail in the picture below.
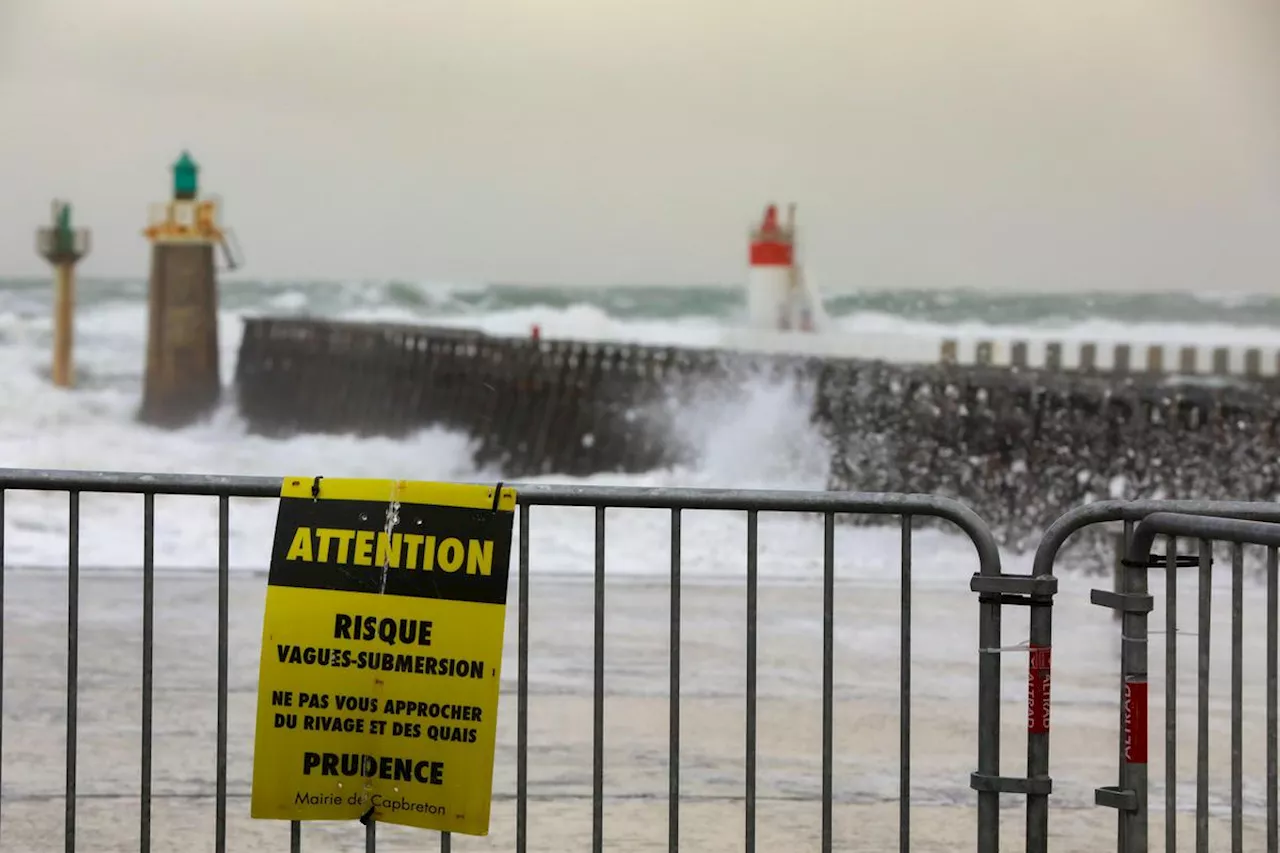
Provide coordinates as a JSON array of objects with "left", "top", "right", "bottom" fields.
[
  {"left": 1033, "top": 499, "right": 1280, "bottom": 578},
  {"left": 1127, "top": 513, "right": 1280, "bottom": 556},
  {"left": 0, "top": 466, "right": 994, "bottom": 530},
  {"left": 0, "top": 466, "right": 1025, "bottom": 853}
]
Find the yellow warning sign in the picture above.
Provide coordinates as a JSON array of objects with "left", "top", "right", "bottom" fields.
[{"left": 249, "top": 476, "right": 516, "bottom": 835}]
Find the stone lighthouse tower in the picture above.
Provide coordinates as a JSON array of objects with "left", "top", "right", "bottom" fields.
[{"left": 139, "top": 151, "right": 242, "bottom": 427}]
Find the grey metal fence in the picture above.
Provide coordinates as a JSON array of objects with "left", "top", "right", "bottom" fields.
[
  {"left": 0, "top": 466, "right": 1045, "bottom": 852},
  {"left": 1033, "top": 500, "right": 1280, "bottom": 853}
]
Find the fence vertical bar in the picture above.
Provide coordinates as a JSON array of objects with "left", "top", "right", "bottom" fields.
[
  {"left": 517, "top": 504, "right": 530, "bottom": 853},
  {"left": 899, "top": 515, "right": 911, "bottom": 853},
  {"left": 1195, "top": 538, "right": 1211, "bottom": 853},
  {"left": 1118, "top": 516, "right": 1135, "bottom": 853},
  {"left": 593, "top": 506, "right": 606, "bottom": 853},
  {"left": 66, "top": 491, "right": 80, "bottom": 853},
  {"left": 290, "top": 821, "right": 301, "bottom": 853},
  {"left": 1230, "top": 542, "right": 1243, "bottom": 853},
  {"left": 668, "top": 508, "right": 681, "bottom": 853},
  {"left": 1268, "top": 545, "right": 1278, "bottom": 853},
  {"left": 1165, "top": 534, "right": 1177, "bottom": 853},
  {"left": 1118, "top": 530, "right": 1148, "bottom": 853},
  {"left": 1025, "top": 540, "right": 1055, "bottom": 853},
  {"left": 821, "top": 511, "right": 834, "bottom": 853},
  {"left": 141, "top": 494, "right": 156, "bottom": 853},
  {"left": 745, "top": 509, "right": 758, "bottom": 853},
  {"left": 216, "top": 495, "right": 229, "bottom": 853},
  {"left": 366, "top": 818, "right": 375, "bottom": 852},
  {"left": 440, "top": 830, "right": 451, "bottom": 852},
  {"left": 975, "top": 538, "right": 1002, "bottom": 851}
]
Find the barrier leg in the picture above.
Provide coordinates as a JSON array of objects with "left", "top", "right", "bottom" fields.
[{"left": 1091, "top": 550, "right": 1155, "bottom": 851}]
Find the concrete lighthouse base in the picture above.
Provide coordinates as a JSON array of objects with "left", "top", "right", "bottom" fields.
[{"left": 138, "top": 243, "right": 221, "bottom": 427}]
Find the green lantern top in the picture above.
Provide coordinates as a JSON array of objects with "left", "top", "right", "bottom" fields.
[
  {"left": 54, "top": 202, "right": 74, "bottom": 255},
  {"left": 172, "top": 151, "right": 200, "bottom": 200}
]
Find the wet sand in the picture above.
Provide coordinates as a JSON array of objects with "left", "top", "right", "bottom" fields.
[{"left": 0, "top": 567, "right": 1271, "bottom": 852}]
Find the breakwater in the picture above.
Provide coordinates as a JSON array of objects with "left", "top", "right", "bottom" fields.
[{"left": 233, "top": 317, "right": 1280, "bottom": 553}]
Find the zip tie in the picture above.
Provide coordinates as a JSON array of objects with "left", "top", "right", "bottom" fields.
[
  {"left": 491, "top": 481, "right": 505, "bottom": 512},
  {"left": 980, "top": 639, "right": 1031, "bottom": 654},
  {"left": 311, "top": 475, "right": 323, "bottom": 500}
]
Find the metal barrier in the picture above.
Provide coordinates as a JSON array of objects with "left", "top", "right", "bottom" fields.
[
  {"left": 1034, "top": 500, "right": 1280, "bottom": 853},
  {"left": 0, "top": 466, "right": 1046, "bottom": 852}
]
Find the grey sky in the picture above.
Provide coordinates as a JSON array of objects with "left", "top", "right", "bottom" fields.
[{"left": 2, "top": 0, "right": 1278, "bottom": 292}]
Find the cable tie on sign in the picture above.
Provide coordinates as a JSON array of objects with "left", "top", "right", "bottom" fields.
[
  {"left": 979, "top": 639, "right": 1030, "bottom": 654},
  {"left": 359, "top": 804, "right": 375, "bottom": 826},
  {"left": 491, "top": 481, "right": 504, "bottom": 513},
  {"left": 311, "top": 475, "right": 323, "bottom": 501}
]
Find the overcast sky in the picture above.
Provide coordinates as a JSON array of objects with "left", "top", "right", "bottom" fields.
[{"left": 1, "top": 0, "right": 1278, "bottom": 292}]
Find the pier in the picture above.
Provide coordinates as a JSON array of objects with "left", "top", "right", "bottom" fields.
[{"left": 233, "top": 316, "right": 1280, "bottom": 551}]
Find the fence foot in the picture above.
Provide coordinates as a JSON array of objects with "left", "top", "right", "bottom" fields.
[
  {"left": 970, "top": 574, "right": 1058, "bottom": 600},
  {"left": 1089, "top": 589, "right": 1154, "bottom": 613},
  {"left": 1094, "top": 785, "right": 1139, "bottom": 811},
  {"left": 970, "top": 772, "right": 1053, "bottom": 796}
]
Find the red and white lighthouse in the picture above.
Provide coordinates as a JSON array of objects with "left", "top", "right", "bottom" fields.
[{"left": 746, "top": 203, "right": 814, "bottom": 332}]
